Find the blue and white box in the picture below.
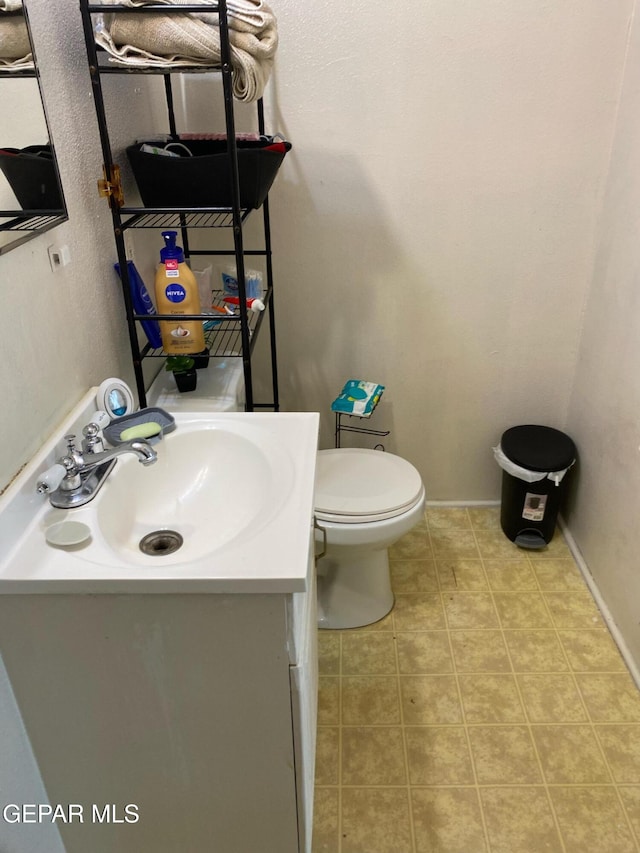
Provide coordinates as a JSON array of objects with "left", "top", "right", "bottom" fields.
[{"left": 221, "top": 265, "right": 263, "bottom": 300}]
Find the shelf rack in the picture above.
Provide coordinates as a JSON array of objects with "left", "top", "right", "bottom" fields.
[
  {"left": 0, "top": 211, "right": 66, "bottom": 232},
  {"left": 79, "top": 0, "right": 280, "bottom": 411},
  {"left": 0, "top": 67, "right": 35, "bottom": 78},
  {"left": 334, "top": 414, "right": 390, "bottom": 450}
]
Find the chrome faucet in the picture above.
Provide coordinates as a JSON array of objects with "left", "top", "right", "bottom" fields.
[
  {"left": 37, "top": 425, "right": 158, "bottom": 509},
  {"left": 76, "top": 439, "right": 158, "bottom": 470}
]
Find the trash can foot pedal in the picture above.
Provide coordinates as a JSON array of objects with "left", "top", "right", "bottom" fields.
[{"left": 514, "top": 530, "right": 547, "bottom": 550}]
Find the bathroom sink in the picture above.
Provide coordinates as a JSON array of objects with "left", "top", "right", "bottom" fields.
[
  {"left": 0, "top": 395, "right": 319, "bottom": 594},
  {"left": 94, "top": 423, "right": 289, "bottom": 566}
]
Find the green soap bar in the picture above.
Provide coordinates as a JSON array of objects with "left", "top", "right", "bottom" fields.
[{"left": 119, "top": 422, "right": 162, "bottom": 441}]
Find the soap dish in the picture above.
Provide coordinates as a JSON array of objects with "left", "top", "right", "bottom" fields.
[{"left": 103, "top": 407, "right": 175, "bottom": 446}]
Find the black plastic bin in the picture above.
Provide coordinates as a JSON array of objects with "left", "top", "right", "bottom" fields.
[
  {"left": 0, "top": 145, "right": 63, "bottom": 210},
  {"left": 126, "top": 137, "right": 291, "bottom": 210},
  {"left": 497, "top": 425, "right": 576, "bottom": 549}
]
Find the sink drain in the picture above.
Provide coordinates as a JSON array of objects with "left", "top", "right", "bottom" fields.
[{"left": 139, "top": 530, "right": 183, "bottom": 556}]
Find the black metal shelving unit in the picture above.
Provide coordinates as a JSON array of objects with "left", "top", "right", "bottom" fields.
[
  {"left": 0, "top": 210, "right": 66, "bottom": 239},
  {"left": 78, "top": 0, "right": 279, "bottom": 411}
]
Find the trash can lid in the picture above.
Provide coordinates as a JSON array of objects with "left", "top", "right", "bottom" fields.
[{"left": 500, "top": 425, "right": 576, "bottom": 472}]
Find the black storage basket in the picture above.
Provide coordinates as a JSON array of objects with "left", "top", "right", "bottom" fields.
[
  {"left": 0, "top": 145, "right": 63, "bottom": 210},
  {"left": 126, "top": 137, "right": 291, "bottom": 210}
]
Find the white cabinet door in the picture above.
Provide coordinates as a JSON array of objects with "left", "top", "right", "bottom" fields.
[{"left": 288, "top": 530, "right": 318, "bottom": 853}]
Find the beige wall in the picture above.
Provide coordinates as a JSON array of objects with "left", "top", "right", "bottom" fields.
[
  {"left": 2, "top": 1, "right": 640, "bottom": 665},
  {"left": 1, "top": 0, "right": 128, "bottom": 491},
  {"left": 1, "top": 0, "right": 633, "bottom": 497},
  {"left": 0, "top": 0, "right": 163, "bottom": 492},
  {"left": 566, "top": 4, "right": 640, "bottom": 664},
  {"left": 265, "top": 0, "right": 633, "bottom": 498}
]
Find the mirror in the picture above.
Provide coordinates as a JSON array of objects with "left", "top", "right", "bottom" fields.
[{"left": 0, "top": 1, "right": 67, "bottom": 254}]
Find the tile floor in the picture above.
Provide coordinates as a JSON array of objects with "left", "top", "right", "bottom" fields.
[{"left": 312, "top": 505, "right": 640, "bottom": 853}]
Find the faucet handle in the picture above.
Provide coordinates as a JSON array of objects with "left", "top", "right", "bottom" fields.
[
  {"left": 36, "top": 463, "right": 66, "bottom": 495},
  {"left": 63, "top": 434, "right": 84, "bottom": 468},
  {"left": 82, "top": 423, "right": 105, "bottom": 454},
  {"left": 57, "top": 455, "right": 82, "bottom": 491}
]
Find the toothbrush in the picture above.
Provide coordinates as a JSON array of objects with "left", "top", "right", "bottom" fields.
[
  {"left": 222, "top": 296, "right": 265, "bottom": 313},
  {"left": 210, "top": 304, "right": 236, "bottom": 315}
]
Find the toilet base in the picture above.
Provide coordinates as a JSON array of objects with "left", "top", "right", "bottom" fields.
[{"left": 317, "top": 548, "right": 394, "bottom": 630}]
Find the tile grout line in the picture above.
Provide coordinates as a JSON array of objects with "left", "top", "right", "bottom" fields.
[
  {"left": 558, "top": 613, "right": 640, "bottom": 853},
  {"left": 431, "top": 507, "right": 493, "bottom": 853},
  {"left": 496, "top": 544, "right": 570, "bottom": 853},
  {"left": 576, "top": 724, "right": 639, "bottom": 852},
  {"left": 316, "top": 508, "right": 640, "bottom": 852},
  {"left": 465, "top": 511, "right": 535, "bottom": 853},
  {"left": 391, "top": 565, "right": 418, "bottom": 853},
  {"left": 469, "top": 512, "right": 570, "bottom": 853},
  {"left": 568, "top": 651, "right": 640, "bottom": 847},
  {"left": 565, "top": 638, "right": 639, "bottom": 845},
  {"left": 525, "top": 548, "right": 640, "bottom": 851},
  {"left": 529, "top": 550, "right": 579, "bottom": 853}
]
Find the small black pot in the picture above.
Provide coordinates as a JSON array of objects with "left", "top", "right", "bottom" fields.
[
  {"left": 174, "top": 369, "right": 197, "bottom": 393},
  {"left": 192, "top": 348, "right": 210, "bottom": 369}
]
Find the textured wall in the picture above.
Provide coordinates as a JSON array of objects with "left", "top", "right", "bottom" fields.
[
  {"left": 0, "top": 0, "right": 634, "bottom": 498},
  {"left": 261, "top": 0, "right": 633, "bottom": 498},
  {"left": 566, "top": 4, "right": 640, "bottom": 665},
  {"left": 0, "top": 0, "right": 162, "bottom": 492}
]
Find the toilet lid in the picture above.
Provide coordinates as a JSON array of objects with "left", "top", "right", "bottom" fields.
[{"left": 315, "top": 449, "right": 423, "bottom": 522}]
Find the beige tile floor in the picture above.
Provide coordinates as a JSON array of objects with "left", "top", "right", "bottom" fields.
[{"left": 313, "top": 506, "right": 640, "bottom": 853}]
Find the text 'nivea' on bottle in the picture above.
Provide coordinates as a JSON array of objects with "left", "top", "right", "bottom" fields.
[{"left": 154, "top": 230, "right": 205, "bottom": 355}]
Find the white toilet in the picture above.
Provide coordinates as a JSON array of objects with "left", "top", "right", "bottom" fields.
[{"left": 314, "top": 448, "right": 426, "bottom": 629}]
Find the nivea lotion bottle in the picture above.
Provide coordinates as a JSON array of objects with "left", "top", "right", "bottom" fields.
[{"left": 154, "top": 230, "right": 205, "bottom": 354}]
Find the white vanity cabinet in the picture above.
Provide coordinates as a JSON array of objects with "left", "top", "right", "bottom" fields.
[
  {"left": 0, "top": 400, "right": 319, "bottom": 853},
  {"left": 0, "top": 560, "right": 316, "bottom": 853}
]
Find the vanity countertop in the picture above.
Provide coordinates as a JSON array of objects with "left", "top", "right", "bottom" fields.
[{"left": 0, "top": 390, "right": 319, "bottom": 594}]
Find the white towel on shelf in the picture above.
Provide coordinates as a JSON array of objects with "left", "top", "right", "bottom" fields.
[
  {"left": 0, "top": 1, "right": 24, "bottom": 11},
  {"left": 96, "top": 0, "right": 277, "bottom": 101},
  {"left": 0, "top": 54, "right": 33, "bottom": 70},
  {"left": 104, "top": 0, "right": 272, "bottom": 32},
  {"left": 0, "top": 13, "right": 32, "bottom": 68}
]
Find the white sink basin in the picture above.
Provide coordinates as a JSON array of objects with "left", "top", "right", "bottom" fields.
[
  {"left": 95, "top": 422, "right": 292, "bottom": 566},
  {"left": 0, "top": 398, "right": 319, "bottom": 594}
]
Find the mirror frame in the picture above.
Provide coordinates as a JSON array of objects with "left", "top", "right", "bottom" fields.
[{"left": 0, "top": 1, "right": 67, "bottom": 255}]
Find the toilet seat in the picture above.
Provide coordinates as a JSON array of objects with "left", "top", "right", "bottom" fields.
[{"left": 315, "top": 448, "right": 424, "bottom": 524}]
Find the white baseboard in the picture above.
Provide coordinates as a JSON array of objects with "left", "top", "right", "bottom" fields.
[
  {"left": 559, "top": 516, "right": 640, "bottom": 690},
  {"left": 425, "top": 500, "right": 501, "bottom": 508}
]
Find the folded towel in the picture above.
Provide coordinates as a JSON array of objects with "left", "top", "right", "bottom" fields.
[
  {"left": 0, "top": 14, "right": 32, "bottom": 67},
  {"left": 179, "top": 132, "right": 261, "bottom": 140},
  {"left": 103, "top": 0, "right": 272, "bottom": 32},
  {"left": 96, "top": 0, "right": 277, "bottom": 101},
  {"left": 331, "top": 380, "right": 385, "bottom": 418},
  {"left": 0, "top": 54, "right": 32, "bottom": 70}
]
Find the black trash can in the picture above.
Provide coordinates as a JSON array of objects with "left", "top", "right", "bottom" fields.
[{"left": 497, "top": 425, "right": 576, "bottom": 550}]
